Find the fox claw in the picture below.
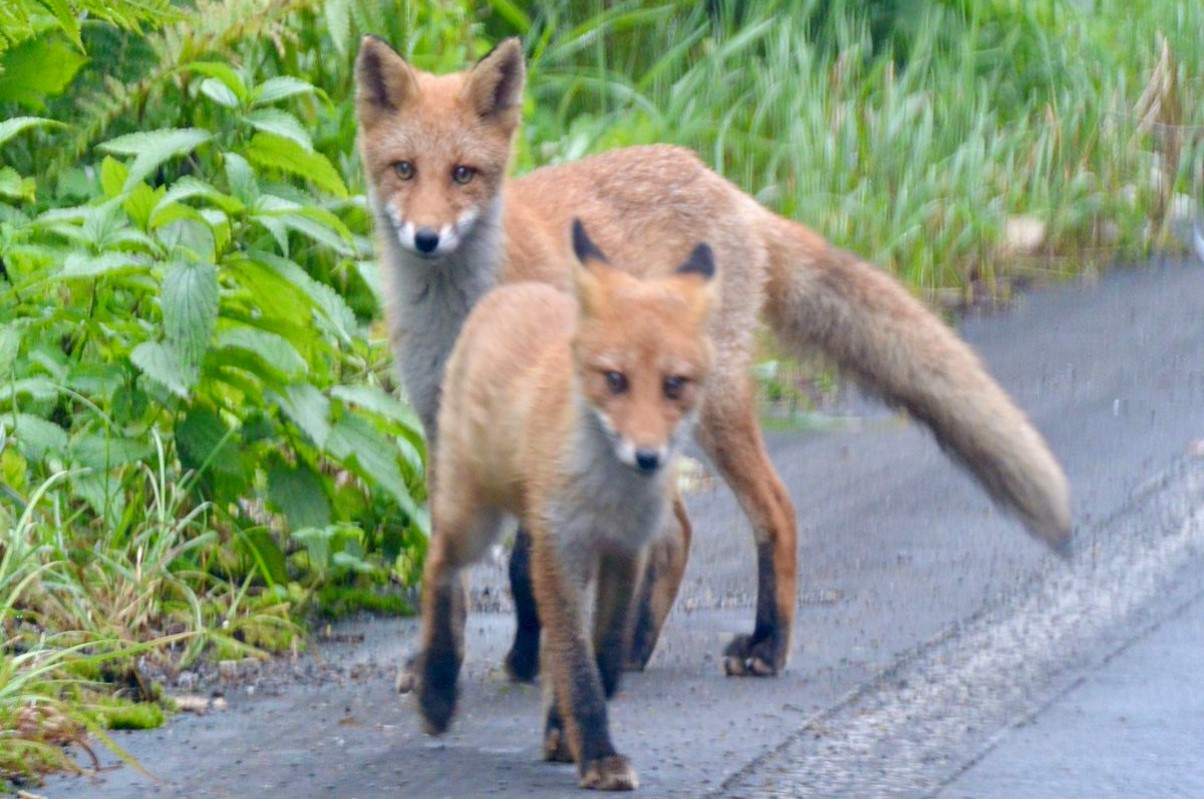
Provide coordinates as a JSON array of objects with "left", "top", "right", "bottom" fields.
[
  {"left": 722, "top": 633, "right": 784, "bottom": 677},
  {"left": 579, "top": 755, "right": 638, "bottom": 791}
]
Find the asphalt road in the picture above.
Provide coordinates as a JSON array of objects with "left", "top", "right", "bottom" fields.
[{"left": 41, "top": 257, "right": 1204, "bottom": 798}]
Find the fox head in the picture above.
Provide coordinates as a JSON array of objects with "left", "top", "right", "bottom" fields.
[
  {"left": 355, "top": 37, "right": 525, "bottom": 259},
  {"left": 570, "top": 219, "right": 716, "bottom": 475}
]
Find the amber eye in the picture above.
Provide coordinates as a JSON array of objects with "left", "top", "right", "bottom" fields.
[
  {"left": 452, "top": 165, "right": 476, "bottom": 185},
  {"left": 604, "top": 371, "right": 628, "bottom": 395},
  {"left": 394, "top": 161, "right": 414, "bottom": 180},
  {"left": 663, "top": 376, "right": 688, "bottom": 400}
]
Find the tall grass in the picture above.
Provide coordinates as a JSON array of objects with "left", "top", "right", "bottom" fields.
[{"left": 502, "top": 0, "right": 1204, "bottom": 297}]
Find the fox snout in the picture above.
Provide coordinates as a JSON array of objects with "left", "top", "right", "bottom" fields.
[
  {"left": 614, "top": 437, "right": 670, "bottom": 475},
  {"left": 386, "top": 207, "right": 480, "bottom": 259}
]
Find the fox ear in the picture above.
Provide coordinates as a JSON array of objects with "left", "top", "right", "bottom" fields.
[
  {"left": 571, "top": 219, "right": 610, "bottom": 317},
  {"left": 465, "top": 38, "right": 526, "bottom": 122},
  {"left": 355, "top": 36, "right": 418, "bottom": 127},
  {"left": 674, "top": 243, "right": 717, "bottom": 321},
  {"left": 675, "top": 243, "right": 715, "bottom": 281},
  {"left": 571, "top": 218, "right": 609, "bottom": 265}
]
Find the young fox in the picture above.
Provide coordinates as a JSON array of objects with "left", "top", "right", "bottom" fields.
[
  {"left": 417, "top": 220, "right": 716, "bottom": 791},
  {"left": 356, "top": 36, "right": 1072, "bottom": 681}
]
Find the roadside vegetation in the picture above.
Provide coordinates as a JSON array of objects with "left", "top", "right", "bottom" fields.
[{"left": 1, "top": 0, "right": 1201, "bottom": 785}]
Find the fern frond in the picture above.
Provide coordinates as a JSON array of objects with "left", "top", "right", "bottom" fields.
[{"left": 47, "top": 0, "right": 327, "bottom": 181}]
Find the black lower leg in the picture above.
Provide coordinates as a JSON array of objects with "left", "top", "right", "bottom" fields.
[{"left": 504, "top": 526, "right": 541, "bottom": 682}]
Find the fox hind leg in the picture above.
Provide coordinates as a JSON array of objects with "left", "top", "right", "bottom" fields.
[
  {"left": 696, "top": 376, "right": 798, "bottom": 677},
  {"left": 504, "top": 526, "right": 541, "bottom": 682}
]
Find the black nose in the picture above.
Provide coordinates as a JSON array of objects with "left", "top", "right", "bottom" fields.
[
  {"left": 414, "top": 228, "right": 440, "bottom": 254},
  {"left": 635, "top": 449, "right": 661, "bottom": 473}
]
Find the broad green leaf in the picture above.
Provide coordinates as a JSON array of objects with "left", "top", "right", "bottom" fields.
[
  {"left": 242, "top": 108, "right": 312, "bottom": 150},
  {"left": 176, "top": 405, "right": 243, "bottom": 487},
  {"left": 325, "top": 412, "right": 421, "bottom": 520},
  {"left": 161, "top": 260, "right": 219, "bottom": 367},
  {"left": 214, "top": 324, "right": 307, "bottom": 380},
  {"left": 182, "top": 62, "right": 249, "bottom": 103},
  {"left": 71, "top": 433, "right": 154, "bottom": 470},
  {"left": 274, "top": 382, "right": 330, "bottom": 447},
  {"left": 330, "top": 385, "right": 422, "bottom": 436},
  {"left": 123, "top": 183, "right": 161, "bottom": 230},
  {"left": 2, "top": 413, "right": 68, "bottom": 462},
  {"left": 268, "top": 462, "right": 332, "bottom": 531},
  {"left": 99, "top": 128, "right": 214, "bottom": 190},
  {"left": 0, "top": 39, "right": 87, "bottom": 109},
  {"left": 72, "top": 471, "right": 126, "bottom": 532},
  {"left": 224, "top": 152, "right": 259, "bottom": 207},
  {"left": 251, "top": 76, "right": 316, "bottom": 107},
  {"left": 323, "top": 0, "right": 352, "bottom": 57},
  {"left": 0, "top": 376, "right": 59, "bottom": 406},
  {"left": 0, "top": 167, "right": 34, "bottom": 201},
  {"left": 200, "top": 77, "right": 242, "bottom": 109},
  {"left": 245, "top": 251, "right": 358, "bottom": 340},
  {"left": 99, "top": 156, "right": 129, "bottom": 199},
  {"left": 243, "top": 133, "right": 348, "bottom": 198},
  {"left": 130, "top": 341, "right": 192, "bottom": 399},
  {"left": 153, "top": 176, "right": 245, "bottom": 221},
  {"left": 61, "top": 251, "right": 152, "bottom": 279}
]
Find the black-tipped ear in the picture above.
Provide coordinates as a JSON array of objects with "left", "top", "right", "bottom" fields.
[
  {"left": 676, "top": 243, "right": 715, "bottom": 280},
  {"left": 571, "top": 218, "right": 609, "bottom": 264},
  {"left": 465, "top": 37, "right": 526, "bottom": 119},
  {"left": 355, "top": 35, "right": 417, "bottom": 124}
]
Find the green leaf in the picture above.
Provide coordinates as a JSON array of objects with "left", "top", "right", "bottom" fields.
[
  {"left": 223, "top": 152, "right": 259, "bottom": 207},
  {"left": 182, "top": 62, "right": 249, "bottom": 103},
  {"left": 274, "top": 382, "right": 330, "bottom": 447},
  {"left": 0, "top": 167, "right": 35, "bottom": 202},
  {"left": 2, "top": 413, "right": 68, "bottom": 462},
  {"left": 323, "top": 0, "right": 352, "bottom": 57},
  {"left": 325, "top": 412, "right": 421, "bottom": 521},
  {"left": 161, "top": 260, "right": 219, "bottom": 368},
  {"left": 251, "top": 76, "right": 317, "bottom": 107},
  {"left": 239, "top": 527, "right": 288, "bottom": 585},
  {"left": 268, "top": 462, "right": 332, "bottom": 531},
  {"left": 0, "top": 116, "right": 64, "bottom": 148},
  {"left": 214, "top": 324, "right": 307, "bottom": 380},
  {"left": 153, "top": 176, "right": 245, "bottom": 220},
  {"left": 242, "top": 108, "right": 312, "bottom": 150},
  {"left": 243, "top": 133, "right": 348, "bottom": 198},
  {"left": 0, "top": 327, "right": 20, "bottom": 375},
  {"left": 99, "top": 156, "right": 129, "bottom": 199},
  {"left": 98, "top": 128, "right": 214, "bottom": 190},
  {"left": 40, "top": 0, "right": 83, "bottom": 50},
  {"left": 244, "top": 251, "right": 358, "bottom": 340},
  {"left": 71, "top": 433, "right": 154, "bottom": 470},
  {"left": 0, "top": 377, "right": 59, "bottom": 407},
  {"left": 0, "top": 38, "right": 87, "bottom": 109},
  {"left": 330, "top": 385, "right": 422, "bottom": 438},
  {"left": 61, "top": 251, "right": 152, "bottom": 279},
  {"left": 130, "top": 341, "right": 192, "bottom": 399},
  {"left": 176, "top": 405, "right": 243, "bottom": 488},
  {"left": 200, "top": 77, "right": 242, "bottom": 109}
]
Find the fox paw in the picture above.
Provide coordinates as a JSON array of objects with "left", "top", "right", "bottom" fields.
[
  {"left": 722, "top": 633, "right": 784, "bottom": 677},
  {"left": 414, "top": 652, "right": 459, "bottom": 734},
  {"left": 542, "top": 723, "right": 574, "bottom": 763},
  {"left": 395, "top": 653, "right": 418, "bottom": 694},
  {"left": 579, "top": 755, "right": 638, "bottom": 791},
  {"left": 504, "top": 636, "right": 540, "bottom": 683}
]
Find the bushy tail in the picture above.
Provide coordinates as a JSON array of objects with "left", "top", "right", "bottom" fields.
[{"left": 760, "top": 213, "right": 1071, "bottom": 553}]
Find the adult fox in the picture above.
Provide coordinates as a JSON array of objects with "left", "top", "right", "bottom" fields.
[
  {"left": 418, "top": 220, "right": 716, "bottom": 790},
  {"left": 355, "top": 36, "right": 1071, "bottom": 678}
]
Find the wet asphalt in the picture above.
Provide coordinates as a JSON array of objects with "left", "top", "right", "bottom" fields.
[{"left": 40, "top": 257, "right": 1204, "bottom": 798}]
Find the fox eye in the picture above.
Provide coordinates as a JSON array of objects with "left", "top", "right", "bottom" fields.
[
  {"left": 663, "top": 376, "right": 688, "bottom": 400},
  {"left": 452, "top": 165, "right": 476, "bottom": 185},
  {"left": 394, "top": 161, "right": 414, "bottom": 180},
  {"left": 603, "top": 370, "right": 628, "bottom": 395}
]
